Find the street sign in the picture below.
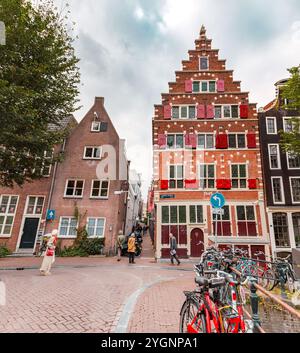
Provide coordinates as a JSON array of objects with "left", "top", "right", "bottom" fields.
[
  {"left": 212, "top": 208, "right": 225, "bottom": 216},
  {"left": 210, "top": 193, "right": 226, "bottom": 209},
  {"left": 160, "top": 194, "right": 175, "bottom": 199},
  {"left": 46, "top": 209, "right": 55, "bottom": 221}
]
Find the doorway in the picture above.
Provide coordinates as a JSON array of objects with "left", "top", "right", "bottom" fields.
[
  {"left": 190, "top": 228, "right": 204, "bottom": 257},
  {"left": 19, "top": 218, "right": 40, "bottom": 249}
]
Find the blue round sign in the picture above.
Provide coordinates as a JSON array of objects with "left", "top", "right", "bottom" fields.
[{"left": 210, "top": 193, "right": 226, "bottom": 208}]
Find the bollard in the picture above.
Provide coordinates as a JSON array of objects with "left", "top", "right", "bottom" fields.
[{"left": 249, "top": 277, "right": 261, "bottom": 333}]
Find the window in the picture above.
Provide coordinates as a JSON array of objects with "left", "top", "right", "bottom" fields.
[
  {"left": 287, "top": 153, "right": 300, "bottom": 169},
  {"left": 172, "top": 106, "right": 196, "bottom": 119},
  {"left": 292, "top": 213, "right": 300, "bottom": 248},
  {"left": 84, "top": 147, "right": 102, "bottom": 159},
  {"left": 199, "top": 164, "right": 215, "bottom": 189},
  {"left": 193, "top": 81, "right": 216, "bottom": 93},
  {"left": 268, "top": 144, "right": 280, "bottom": 169},
  {"left": 34, "top": 150, "right": 53, "bottom": 177},
  {"left": 271, "top": 177, "right": 284, "bottom": 204},
  {"left": 59, "top": 217, "right": 78, "bottom": 237},
  {"left": 26, "top": 196, "right": 44, "bottom": 215},
  {"left": 231, "top": 164, "right": 247, "bottom": 188},
  {"left": 228, "top": 134, "right": 246, "bottom": 148},
  {"left": 212, "top": 205, "right": 231, "bottom": 236},
  {"left": 161, "top": 205, "right": 186, "bottom": 224},
  {"left": 236, "top": 205, "right": 257, "bottom": 236},
  {"left": 0, "top": 195, "right": 18, "bottom": 236},
  {"left": 283, "top": 118, "right": 293, "bottom": 133},
  {"left": 65, "top": 180, "right": 84, "bottom": 198},
  {"left": 91, "top": 180, "right": 109, "bottom": 198},
  {"left": 167, "top": 134, "right": 184, "bottom": 149},
  {"left": 169, "top": 165, "right": 184, "bottom": 189},
  {"left": 266, "top": 117, "right": 277, "bottom": 134},
  {"left": 200, "top": 56, "right": 208, "bottom": 70},
  {"left": 190, "top": 205, "right": 203, "bottom": 223},
  {"left": 87, "top": 218, "right": 105, "bottom": 238},
  {"left": 198, "top": 134, "right": 214, "bottom": 149},
  {"left": 273, "top": 213, "right": 290, "bottom": 248},
  {"left": 91, "top": 121, "right": 101, "bottom": 132},
  {"left": 213, "top": 105, "right": 239, "bottom": 119},
  {"left": 290, "top": 178, "right": 300, "bottom": 203}
]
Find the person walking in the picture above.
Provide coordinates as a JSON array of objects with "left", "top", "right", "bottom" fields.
[
  {"left": 40, "top": 229, "right": 58, "bottom": 276},
  {"left": 117, "top": 230, "right": 125, "bottom": 261},
  {"left": 128, "top": 233, "right": 136, "bottom": 264},
  {"left": 169, "top": 233, "right": 180, "bottom": 265}
]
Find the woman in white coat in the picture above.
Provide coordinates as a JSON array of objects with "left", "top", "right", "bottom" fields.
[{"left": 40, "top": 229, "right": 58, "bottom": 276}]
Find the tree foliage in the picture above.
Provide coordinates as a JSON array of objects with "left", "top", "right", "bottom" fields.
[
  {"left": 0, "top": 0, "right": 80, "bottom": 187},
  {"left": 279, "top": 66, "right": 300, "bottom": 155}
]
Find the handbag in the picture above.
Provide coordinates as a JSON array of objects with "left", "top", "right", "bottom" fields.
[
  {"left": 170, "top": 249, "right": 176, "bottom": 256},
  {"left": 46, "top": 248, "right": 54, "bottom": 257}
]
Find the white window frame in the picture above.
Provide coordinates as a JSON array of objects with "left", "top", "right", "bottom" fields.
[
  {"left": 83, "top": 146, "right": 102, "bottom": 160},
  {"left": 236, "top": 205, "right": 257, "bottom": 237},
  {"left": 166, "top": 134, "right": 184, "bottom": 149},
  {"left": 268, "top": 144, "right": 281, "bottom": 170},
  {"left": 266, "top": 117, "right": 277, "bottom": 135},
  {"left": 214, "top": 104, "right": 240, "bottom": 119},
  {"left": 91, "top": 121, "right": 101, "bottom": 132},
  {"left": 172, "top": 105, "right": 196, "bottom": 119},
  {"left": 0, "top": 195, "right": 19, "bottom": 237},
  {"left": 58, "top": 217, "right": 78, "bottom": 238},
  {"left": 64, "top": 179, "right": 85, "bottom": 198},
  {"left": 189, "top": 205, "right": 204, "bottom": 224},
  {"left": 290, "top": 177, "right": 300, "bottom": 204},
  {"left": 86, "top": 217, "right": 106, "bottom": 238},
  {"left": 193, "top": 80, "right": 216, "bottom": 93},
  {"left": 286, "top": 152, "right": 300, "bottom": 170},
  {"left": 90, "top": 180, "right": 110, "bottom": 199},
  {"left": 228, "top": 133, "right": 246, "bottom": 149},
  {"left": 198, "top": 164, "right": 216, "bottom": 190},
  {"left": 25, "top": 196, "right": 45, "bottom": 215},
  {"left": 231, "top": 164, "right": 248, "bottom": 189},
  {"left": 271, "top": 177, "right": 285, "bottom": 205},
  {"left": 199, "top": 56, "right": 209, "bottom": 71},
  {"left": 161, "top": 205, "right": 187, "bottom": 225},
  {"left": 197, "top": 133, "right": 215, "bottom": 149},
  {"left": 283, "top": 117, "right": 294, "bottom": 133},
  {"left": 169, "top": 164, "right": 184, "bottom": 189}
]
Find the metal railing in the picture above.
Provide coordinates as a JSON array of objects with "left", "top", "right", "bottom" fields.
[{"left": 230, "top": 267, "right": 300, "bottom": 333}]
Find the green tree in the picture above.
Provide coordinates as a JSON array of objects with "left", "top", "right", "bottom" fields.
[
  {"left": 0, "top": 0, "right": 80, "bottom": 187},
  {"left": 279, "top": 66, "right": 300, "bottom": 155}
]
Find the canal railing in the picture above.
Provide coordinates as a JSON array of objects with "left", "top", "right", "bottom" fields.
[{"left": 230, "top": 267, "right": 300, "bottom": 333}]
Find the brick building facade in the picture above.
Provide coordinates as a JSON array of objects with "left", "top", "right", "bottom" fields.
[
  {"left": 152, "top": 26, "right": 270, "bottom": 259},
  {"left": 259, "top": 80, "right": 300, "bottom": 256},
  {"left": 0, "top": 97, "right": 129, "bottom": 255}
]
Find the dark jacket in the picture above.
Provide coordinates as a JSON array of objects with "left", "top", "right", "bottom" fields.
[{"left": 170, "top": 237, "right": 177, "bottom": 250}]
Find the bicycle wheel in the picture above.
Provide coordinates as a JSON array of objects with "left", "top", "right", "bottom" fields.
[
  {"left": 179, "top": 299, "right": 206, "bottom": 333},
  {"left": 262, "top": 268, "right": 275, "bottom": 291}
]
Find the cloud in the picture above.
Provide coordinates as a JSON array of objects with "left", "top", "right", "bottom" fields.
[{"left": 53, "top": 0, "right": 300, "bottom": 198}]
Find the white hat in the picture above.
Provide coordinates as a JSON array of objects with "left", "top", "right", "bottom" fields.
[{"left": 51, "top": 229, "right": 58, "bottom": 236}]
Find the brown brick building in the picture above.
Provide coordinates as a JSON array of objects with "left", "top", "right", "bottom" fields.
[
  {"left": 0, "top": 97, "right": 128, "bottom": 255},
  {"left": 152, "top": 26, "right": 270, "bottom": 259}
]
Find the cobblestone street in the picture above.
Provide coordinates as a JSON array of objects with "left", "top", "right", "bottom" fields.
[{"left": 0, "top": 255, "right": 195, "bottom": 333}]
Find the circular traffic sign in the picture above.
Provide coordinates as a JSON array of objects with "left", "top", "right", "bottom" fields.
[{"left": 210, "top": 193, "right": 226, "bottom": 209}]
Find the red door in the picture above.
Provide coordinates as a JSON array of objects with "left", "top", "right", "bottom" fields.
[{"left": 190, "top": 228, "right": 204, "bottom": 257}]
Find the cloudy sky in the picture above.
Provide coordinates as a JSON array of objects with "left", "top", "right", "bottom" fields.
[{"left": 52, "top": 0, "right": 300, "bottom": 199}]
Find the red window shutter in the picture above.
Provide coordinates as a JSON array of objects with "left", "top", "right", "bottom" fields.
[
  {"left": 240, "top": 104, "right": 249, "bottom": 118},
  {"left": 185, "top": 179, "right": 199, "bottom": 189},
  {"left": 217, "top": 80, "right": 225, "bottom": 92},
  {"left": 197, "top": 104, "right": 206, "bottom": 119},
  {"left": 216, "top": 134, "right": 228, "bottom": 149},
  {"left": 248, "top": 179, "right": 257, "bottom": 189},
  {"left": 163, "top": 105, "right": 172, "bottom": 119},
  {"left": 185, "top": 80, "right": 193, "bottom": 93},
  {"left": 216, "top": 179, "right": 231, "bottom": 190},
  {"left": 190, "top": 134, "right": 197, "bottom": 148},
  {"left": 247, "top": 133, "right": 256, "bottom": 148},
  {"left": 160, "top": 180, "right": 169, "bottom": 190},
  {"left": 206, "top": 105, "right": 214, "bottom": 119},
  {"left": 184, "top": 134, "right": 190, "bottom": 146},
  {"left": 237, "top": 222, "right": 247, "bottom": 236},
  {"left": 157, "top": 134, "right": 167, "bottom": 148}
]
